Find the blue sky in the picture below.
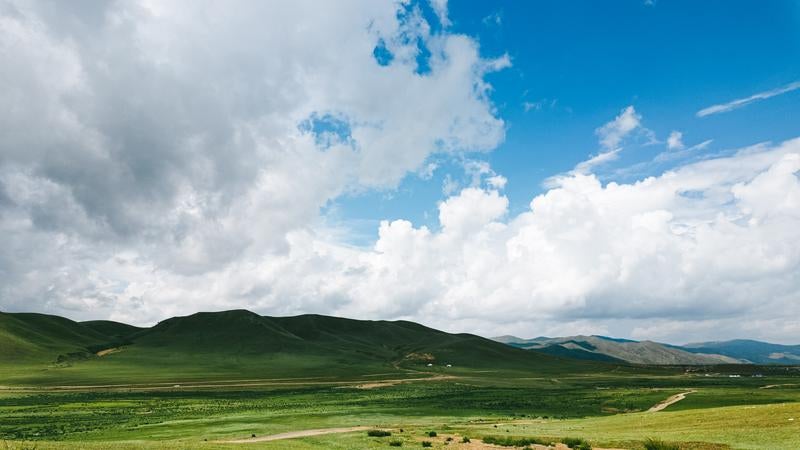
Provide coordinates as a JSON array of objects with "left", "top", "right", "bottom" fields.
[{"left": 330, "top": 0, "right": 800, "bottom": 243}]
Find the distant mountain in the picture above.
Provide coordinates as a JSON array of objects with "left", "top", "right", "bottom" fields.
[
  {"left": 682, "top": 339, "right": 800, "bottom": 365},
  {"left": 493, "top": 335, "right": 746, "bottom": 365},
  {"left": 0, "top": 310, "right": 612, "bottom": 385}
]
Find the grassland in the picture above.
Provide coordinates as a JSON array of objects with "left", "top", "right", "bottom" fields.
[
  {"left": 2, "top": 310, "right": 799, "bottom": 449},
  {"left": 2, "top": 373, "right": 800, "bottom": 449}
]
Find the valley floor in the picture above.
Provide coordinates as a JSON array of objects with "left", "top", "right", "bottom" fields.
[{"left": 2, "top": 370, "right": 800, "bottom": 450}]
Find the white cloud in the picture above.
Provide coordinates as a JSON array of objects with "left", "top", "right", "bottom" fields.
[
  {"left": 573, "top": 149, "right": 623, "bottom": 175},
  {"left": 667, "top": 131, "right": 684, "bottom": 150},
  {"left": 429, "top": 0, "right": 451, "bottom": 27},
  {"left": 595, "top": 105, "right": 643, "bottom": 151},
  {"left": 565, "top": 106, "right": 659, "bottom": 178},
  {"left": 25, "top": 136, "right": 799, "bottom": 344},
  {"left": 0, "top": 0, "right": 506, "bottom": 316},
  {"left": 487, "top": 175, "right": 507, "bottom": 190},
  {"left": 697, "top": 80, "right": 800, "bottom": 117},
  {"left": 2, "top": 1, "right": 800, "bottom": 345}
]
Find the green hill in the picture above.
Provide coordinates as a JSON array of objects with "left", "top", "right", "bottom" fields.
[
  {"left": 80, "top": 320, "right": 143, "bottom": 340},
  {"left": 0, "top": 312, "right": 114, "bottom": 365},
  {"left": 0, "top": 310, "right": 612, "bottom": 386}
]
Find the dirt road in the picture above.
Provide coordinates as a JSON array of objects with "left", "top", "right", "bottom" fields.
[
  {"left": 221, "top": 426, "right": 371, "bottom": 443},
  {"left": 648, "top": 390, "right": 695, "bottom": 412}
]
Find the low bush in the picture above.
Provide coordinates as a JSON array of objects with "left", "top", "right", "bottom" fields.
[
  {"left": 367, "top": 430, "right": 392, "bottom": 437},
  {"left": 389, "top": 440, "right": 402, "bottom": 447},
  {"left": 482, "top": 436, "right": 550, "bottom": 446},
  {"left": 563, "top": 437, "right": 592, "bottom": 449},
  {"left": 643, "top": 438, "right": 679, "bottom": 450},
  {"left": 421, "top": 441, "right": 432, "bottom": 448},
  {"left": 427, "top": 431, "right": 437, "bottom": 437},
  {"left": 461, "top": 436, "right": 470, "bottom": 443}
]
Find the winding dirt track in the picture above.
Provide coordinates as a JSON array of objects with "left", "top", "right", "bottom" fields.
[
  {"left": 220, "top": 426, "right": 371, "bottom": 443},
  {"left": 648, "top": 390, "right": 695, "bottom": 412}
]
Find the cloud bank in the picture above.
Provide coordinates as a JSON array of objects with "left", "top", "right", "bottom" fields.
[{"left": 1, "top": 1, "right": 799, "bottom": 344}]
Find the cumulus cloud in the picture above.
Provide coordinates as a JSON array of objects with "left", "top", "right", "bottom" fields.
[
  {"left": 2, "top": 1, "right": 800, "bottom": 345},
  {"left": 0, "top": 0, "right": 506, "bottom": 318}
]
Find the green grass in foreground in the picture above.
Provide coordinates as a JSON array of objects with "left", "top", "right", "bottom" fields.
[{"left": 0, "top": 373, "right": 798, "bottom": 449}]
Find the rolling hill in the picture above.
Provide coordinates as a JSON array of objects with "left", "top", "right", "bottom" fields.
[{"left": 0, "top": 310, "right": 611, "bottom": 385}]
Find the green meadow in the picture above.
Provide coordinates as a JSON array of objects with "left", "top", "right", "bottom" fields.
[{"left": 2, "top": 311, "right": 799, "bottom": 449}]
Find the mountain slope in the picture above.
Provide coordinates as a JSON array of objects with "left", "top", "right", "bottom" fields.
[
  {"left": 496, "top": 335, "right": 743, "bottom": 365},
  {"left": 682, "top": 339, "right": 800, "bottom": 364}
]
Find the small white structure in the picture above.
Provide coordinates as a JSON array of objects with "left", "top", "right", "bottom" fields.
[
  {"left": 446, "top": 364, "right": 452, "bottom": 368},
  {"left": 427, "top": 363, "right": 433, "bottom": 367}
]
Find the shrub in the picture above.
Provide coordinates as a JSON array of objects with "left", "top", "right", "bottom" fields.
[
  {"left": 482, "top": 436, "right": 549, "bottom": 446},
  {"left": 389, "top": 440, "right": 403, "bottom": 447},
  {"left": 427, "top": 431, "right": 437, "bottom": 437},
  {"left": 368, "top": 430, "right": 392, "bottom": 437},
  {"left": 421, "top": 441, "right": 432, "bottom": 448},
  {"left": 461, "top": 436, "right": 470, "bottom": 443},
  {"left": 643, "top": 438, "right": 679, "bottom": 450},
  {"left": 563, "top": 437, "right": 592, "bottom": 449}
]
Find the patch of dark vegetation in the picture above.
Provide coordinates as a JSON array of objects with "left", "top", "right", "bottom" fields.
[
  {"left": 562, "top": 437, "right": 592, "bottom": 450},
  {"left": 643, "top": 438, "right": 679, "bottom": 450},
  {"left": 483, "top": 435, "right": 591, "bottom": 449},
  {"left": 426, "top": 431, "right": 437, "bottom": 437},
  {"left": 389, "top": 440, "right": 403, "bottom": 447},
  {"left": 54, "top": 352, "right": 92, "bottom": 364},
  {"left": 421, "top": 441, "right": 432, "bottom": 447},
  {"left": 367, "top": 430, "right": 392, "bottom": 437},
  {"left": 482, "top": 435, "right": 551, "bottom": 446}
]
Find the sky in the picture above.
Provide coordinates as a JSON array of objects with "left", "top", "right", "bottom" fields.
[{"left": 1, "top": 0, "right": 799, "bottom": 344}]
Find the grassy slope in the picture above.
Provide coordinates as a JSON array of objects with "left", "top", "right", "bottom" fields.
[
  {"left": 80, "top": 320, "right": 143, "bottom": 339},
  {"left": 0, "top": 310, "right": 611, "bottom": 385}
]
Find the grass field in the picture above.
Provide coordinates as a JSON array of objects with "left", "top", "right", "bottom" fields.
[
  {"left": 2, "top": 311, "right": 800, "bottom": 449},
  {"left": 2, "top": 372, "right": 800, "bottom": 449}
]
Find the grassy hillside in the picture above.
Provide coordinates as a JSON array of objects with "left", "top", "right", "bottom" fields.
[
  {"left": 0, "top": 312, "right": 114, "bottom": 364},
  {"left": 0, "top": 310, "right": 611, "bottom": 386},
  {"left": 80, "top": 320, "right": 143, "bottom": 339}
]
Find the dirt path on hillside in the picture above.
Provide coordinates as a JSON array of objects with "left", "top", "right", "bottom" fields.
[
  {"left": 648, "top": 390, "right": 695, "bottom": 412},
  {"left": 221, "top": 426, "right": 371, "bottom": 443},
  {"left": 760, "top": 383, "right": 798, "bottom": 389}
]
